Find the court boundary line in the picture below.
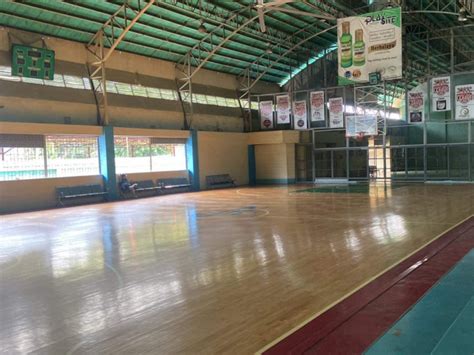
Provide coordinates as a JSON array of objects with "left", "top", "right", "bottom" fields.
[{"left": 256, "top": 213, "right": 474, "bottom": 355}]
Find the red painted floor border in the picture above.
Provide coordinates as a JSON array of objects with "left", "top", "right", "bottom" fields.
[{"left": 264, "top": 216, "right": 474, "bottom": 355}]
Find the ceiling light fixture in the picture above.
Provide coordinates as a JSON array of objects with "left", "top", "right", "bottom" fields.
[{"left": 458, "top": 7, "right": 468, "bottom": 22}]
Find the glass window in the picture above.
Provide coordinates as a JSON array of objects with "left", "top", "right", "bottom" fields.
[
  {"left": 114, "top": 136, "right": 151, "bottom": 174},
  {"left": 0, "top": 147, "right": 46, "bottom": 181},
  {"left": 0, "top": 64, "right": 245, "bottom": 109},
  {"left": 206, "top": 96, "right": 218, "bottom": 105},
  {"left": 44, "top": 74, "right": 66, "bottom": 87},
  {"left": 63, "top": 75, "right": 85, "bottom": 89},
  {"left": 151, "top": 144, "right": 186, "bottom": 172},
  {"left": 132, "top": 85, "right": 148, "bottom": 97},
  {"left": 115, "top": 82, "right": 133, "bottom": 95},
  {"left": 45, "top": 135, "right": 100, "bottom": 177},
  {"left": 0, "top": 135, "right": 99, "bottom": 180},
  {"left": 0, "top": 65, "right": 20, "bottom": 82},
  {"left": 146, "top": 87, "right": 161, "bottom": 99},
  {"left": 160, "top": 89, "right": 177, "bottom": 101}
]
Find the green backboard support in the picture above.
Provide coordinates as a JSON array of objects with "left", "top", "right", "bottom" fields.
[{"left": 11, "top": 45, "right": 55, "bottom": 80}]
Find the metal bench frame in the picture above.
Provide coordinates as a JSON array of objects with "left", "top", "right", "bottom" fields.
[
  {"left": 120, "top": 180, "right": 162, "bottom": 198},
  {"left": 56, "top": 185, "right": 108, "bottom": 207},
  {"left": 157, "top": 178, "right": 191, "bottom": 193},
  {"left": 206, "top": 174, "right": 236, "bottom": 189}
]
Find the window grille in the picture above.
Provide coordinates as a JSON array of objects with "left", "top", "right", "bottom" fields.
[
  {"left": 0, "top": 147, "right": 46, "bottom": 180},
  {"left": 0, "top": 134, "right": 99, "bottom": 181},
  {"left": 0, "top": 65, "right": 242, "bottom": 109},
  {"left": 151, "top": 143, "right": 186, "bottom": 172},
  {"left": 45, "top": 135, "right": 100, "bottom": 178},
  {"left": 115, "top": 136, "right": 186, "bottom": 173},
  {"left": 114, "top": 136, "right": 151, "bottom": 174}
]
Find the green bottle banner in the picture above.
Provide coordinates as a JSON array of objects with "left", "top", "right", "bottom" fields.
[{"left": 337, "top": 7, "right": 402, "bottom": 85}]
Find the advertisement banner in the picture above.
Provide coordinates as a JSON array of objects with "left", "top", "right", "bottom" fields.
[
  {"left": 310, "top": 91, "right": 325, "bottom": 122},
  {"left": 293, "top": 100, "right": 308, "bottom": 130},
  {"left": 337, "top": 7, "right": 402, "bottom": 85},
  {"left": 431, "top": 76, "right": 451, "bottom": 112},
  {"left": 329, "top": 97, "right": 344, "bottom": 128},
  {"left": 408, "top": 90, "right": 425, "bottom": 123},
  {"left": 276, "top": 95, "right": 291, "bottom": 124},
  {"left": 259, "top": 101, "right": 274, "bottom": 129},
  {"left": 455, "top": 84, "right": 474, "bottom": 120}
]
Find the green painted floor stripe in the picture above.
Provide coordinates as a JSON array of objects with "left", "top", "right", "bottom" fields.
[
  {"left": 365, "top": 249, "right": 474, "bottom": 355},
  {"left": 431, "top": 296, "right": 474, "bottom": 355}
]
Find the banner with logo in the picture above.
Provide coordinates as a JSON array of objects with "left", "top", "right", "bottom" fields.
[
  {"left": 276, "top": 95, "right": 291, "bottom": 124},
  {"left": 408, "top": 90, "right": 425, "bottom": 123},
  {"left": 431, "top": 76, "right": 451, "bottom": 112},
  {"left": 329, "top": 97, "right": 344, "bottom": 128},
  {"left": 337, "top": 7, "right": 402, "bottom": 85},
  {"left": 293, "top": 100, "right": 308, "bottom": 130},
  {"left": 310, "top": 91, "right": 325, "bottom": 122},
  {"left": 259, "top": 101, "right": 274, "bottom": 129},
  {"left": 455, "top": 84, "right": 474, "bottom": 120}
]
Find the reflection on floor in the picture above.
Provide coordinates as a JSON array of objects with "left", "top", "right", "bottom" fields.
[{"left": 1, "top": 184, "right": 473, "bottom": 354}]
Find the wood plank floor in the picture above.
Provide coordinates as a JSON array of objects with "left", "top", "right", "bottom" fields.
[{"left": 1, "top": 184, "right": 473, "bottom": 354}]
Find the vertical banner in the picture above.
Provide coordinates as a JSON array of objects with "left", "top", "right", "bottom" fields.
[
  {"left": 408, "top": 90, "right": 425, "bottom": 123},
  {"left": 276, "top": 95, "right": 291, "bottom": 124},
  {"left": 293, "top": 100, "right": 308, "bottom": 130},
  {"left": 259, "top": 101, "right": 274, "bottom": 129},
  {"left": 329, "top": 97, "right": 344, "bottom": 128},
  {"left": 455, "top": 84, "right": 474, "bottom": 120},
  {"left": 310, "top": 91, "right": 325, "bottom": 122},
  {"left": 431, "top": 76, "right": 451, "bottom": 112},
  {"left": 337, "top": 7, "right": 402, "bottom": 85}
]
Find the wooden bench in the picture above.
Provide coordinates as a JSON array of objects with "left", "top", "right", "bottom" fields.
[
  {"left": 157, "top": 177, "right": 191, "bottom": 193},
  {"left": 206, "top": 174, "right": 236, "bottom": 189},
  {"left": 56, "top": 184, "right": 107, "bottom": 207}
]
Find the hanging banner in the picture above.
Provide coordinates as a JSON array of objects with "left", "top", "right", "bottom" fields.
[
  {"left": 455, "top": 84, "right": 474, "bottom": 120},
  {"left": 337, "top": 7, "right": 402, "bottom": 85},
  {"left": 431, "top": 76, "right": 451, "bottom": 112},
  {"left": 310, "top": 91, "right": 325, "bottom": 122},
  {"left": 259, "top": 101, "right": 274, "bottom": 129},
  {"left": 293, "top": 100, "right": 308, "bottom": 130},
  {"left": 408, "top": 90, "right": 425, "bottom": 123},
  {"left": 276, "top": 95, "right": 291, "bottom": 124},
  {"left": 329, "top": 97, "right": 344, "bottom": 128}
]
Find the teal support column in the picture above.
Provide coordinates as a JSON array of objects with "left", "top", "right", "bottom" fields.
[
  {"left": 248, "top": 145, "right": 256, "bottom": 186},
  {"left": 186, "top": 130, "right": 200, "bottom": 191},
  {"left": 99, "top": 126, "right": 118, "bottom": 200}
]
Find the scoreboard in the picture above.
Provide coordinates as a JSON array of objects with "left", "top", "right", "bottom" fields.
[{"left": 11, "top": 45, "right": 55, "bottom": 80}]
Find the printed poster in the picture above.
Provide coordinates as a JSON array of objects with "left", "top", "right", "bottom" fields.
[
  {"left": 329, "top": 97, "right": 344, "bottom": 128},
  {"left": 337, "top": 7, "right": 402, "bottom": 85},
  {"left": 293, "top": 100, "right": 308, "bottom": 130},
  {"left": 431, "top": 76, "right": 451, "bottom": 112},
  {"left": 259, "top": 101, "right": 274, "bottom": 129},
  {"left": 408, "top": 90, "right": 425, "bottom": 123},
  {"left": 310, "top": 91, "right": 325, "bottom": 122},
  {"left": 455, "top": 84, "right": 474, "bottom": 120},
  {"left": 276, "top": 95, "right": 290, "bottom": 124}
]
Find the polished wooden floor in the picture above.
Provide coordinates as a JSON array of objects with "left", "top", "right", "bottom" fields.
[{"left": 1, "top": 184, "right": 473, "bottom": 354}]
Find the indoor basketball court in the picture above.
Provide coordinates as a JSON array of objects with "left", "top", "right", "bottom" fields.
[{"left": 1, "top": 0, "right": 474, "bottom": 354}]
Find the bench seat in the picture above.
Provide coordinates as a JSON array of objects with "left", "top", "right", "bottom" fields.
[
  {"left": 157, "top": 178, "right": 191, "bottom": 193},
  {"left": 56, "top": 184, "right": 107, "bottom": 206},
  {"left": 206, "top": 174, "right": 236, "bottom": 189}
]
